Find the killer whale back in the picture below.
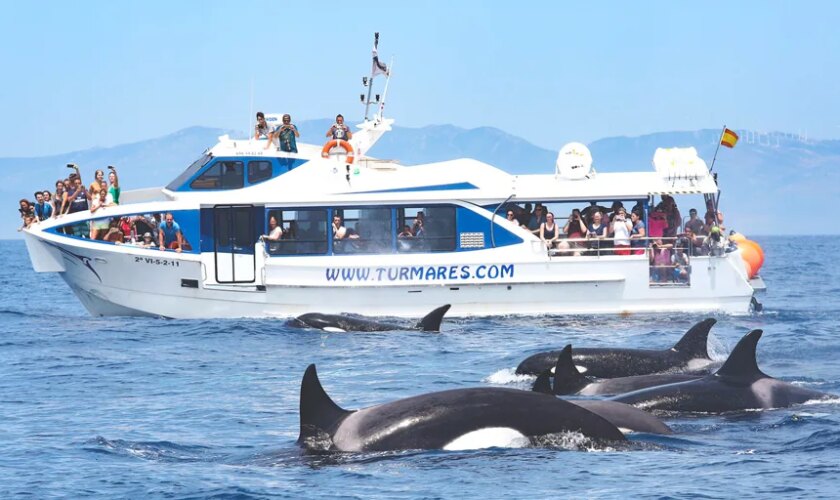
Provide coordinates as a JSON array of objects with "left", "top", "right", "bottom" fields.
[
  {"left": 298, "top": 364, "right": 353, "bottom": 443},
  {"left": 714, "top": 329, "right": 768, "bottom": 380},
  {"left": 552, "top": 345, "right": 590, "bottom": 395},
  {"left": 415, "top": 304, "right": 452, "bottom": 332},
  {"left": 671, "top": 318, "right": 716, "bottom": 359}
]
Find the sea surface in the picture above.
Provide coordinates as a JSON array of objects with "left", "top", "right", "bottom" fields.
[{"left": 2, "top": 236, "right": 839, "bottom": 499}]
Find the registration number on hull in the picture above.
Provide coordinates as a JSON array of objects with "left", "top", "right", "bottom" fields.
[{"left": 134, "top": 256, "right": 181, "bottom": 267}]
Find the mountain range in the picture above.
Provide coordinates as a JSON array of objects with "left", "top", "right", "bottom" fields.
[{"left": 4, "top": 120, "right": 839, "bottom": 239}]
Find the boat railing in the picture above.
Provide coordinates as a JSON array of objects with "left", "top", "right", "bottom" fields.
[{"left": 547, "top": 234, "right": 731, "bottom": 287}]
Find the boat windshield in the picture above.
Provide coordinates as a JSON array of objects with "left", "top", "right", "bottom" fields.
[{"left": 165, "top": 154, "right": 213, "bottom": 191}]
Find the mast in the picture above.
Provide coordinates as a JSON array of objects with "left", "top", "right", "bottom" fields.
[{"left": 362, "top": 32, "right": 391, "bottom": 122}]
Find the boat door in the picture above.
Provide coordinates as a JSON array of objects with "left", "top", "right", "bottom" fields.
[{"left": 212, "top": 205, "right": 256, "bottom": 283}]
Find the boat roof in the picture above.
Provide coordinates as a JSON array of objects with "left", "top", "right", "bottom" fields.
[{"left": 162, "top": 150, "right": 719, "bottom": 207}]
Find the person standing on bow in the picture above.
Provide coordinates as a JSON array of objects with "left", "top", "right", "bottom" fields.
[
  {"left": 266, "top": 114, "right": 299, "bottom": 152},
  {"left": 254, "top": 111, "right": 271, "bottom": 140},
  {"left": 33, "top": 191, "right": 53, "bottom": 221},
  {"left": 326, "top": 114, "right": 353, "bottom": 141}
]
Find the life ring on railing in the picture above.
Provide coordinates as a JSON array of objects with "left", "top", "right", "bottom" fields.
[{"left": 321, "top": 139, "right": 355, "bottom": 164}]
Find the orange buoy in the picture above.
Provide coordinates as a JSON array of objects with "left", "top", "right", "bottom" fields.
[
  {"left": 321, "top": 139, "right": 355, "bottom": 164},
  {"left": 729, "top": 232, "right": 747, "bottom": 243},
  {"left": 749, "top": 240, "right": 765, "bottom": 269},
  {"left": 741, "top": 257, "right": 754, "bottom": 280},
  {"left": 737, "top": 240, "right": 762, "bottom": 278}
]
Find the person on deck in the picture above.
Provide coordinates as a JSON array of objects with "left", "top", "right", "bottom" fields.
[
  {"left": 266, "top": 114, "right": 299, "bottom": 152},
  {"left": 332, "top": 214, "right": 347, "bottom": 240},
  {"left": 159, "top": 212, "right": 183, "bottom": 253},
  {"left": 33, "top": 191, "right": 52, "bottom": 221},
  {"left": 610, "top": 207, "right": 632, "bottom": 255},
  {"left": 684, "top": 208, "right": 704, "bottom": 235},
  {"left": 326, "top": 114, "right": 353, "bottom": 141},
  {"left": 107, "top": 166, "right": 120, "bottom": 205},
  {"left": 629, "top": 210, "right": 647, "bottom": 255},
  {"left": 264, "top": 216, "right": 284, "bottom": 241},
  {"left": 254, "top": 112, "right": 271, "bottom": 140},
  {"left": 540, "top": 212, "right": 560, "bottom": 249}
]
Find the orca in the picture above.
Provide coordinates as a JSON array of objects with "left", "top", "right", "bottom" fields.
[
  {"left": 532, "top": 367, "right": 673, "bottom": 435},
  {"left": 534, "top": 345, "right": 702, "bottom": 396},
  {"left": 516, "top": 318, "right": 717, "bottom": 378},
  {"left": 298, "top": 364, "right": 626, "bottom": 452},
  {"left": 291, "top": 304, "right": 451, "bottom": 333},
  {"left": 612, "top": 330, "right": 835, "bottom": 413}
]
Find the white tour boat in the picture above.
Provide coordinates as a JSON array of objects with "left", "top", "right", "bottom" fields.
[{"left": 21, "top": 36, "right": 764, "bottom": 319}]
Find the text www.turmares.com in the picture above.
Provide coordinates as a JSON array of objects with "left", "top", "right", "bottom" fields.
[{"left": 325, "top": 264, "right": 515, "bottom": 282}]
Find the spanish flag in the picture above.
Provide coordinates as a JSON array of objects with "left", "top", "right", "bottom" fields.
[{"left": 721, "top": 128, "right": 739, "bottom": 148}]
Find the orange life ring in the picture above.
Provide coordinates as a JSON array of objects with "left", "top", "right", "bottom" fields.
[{"left": 321, "top": 139, "right": 355, "bottom": 164}]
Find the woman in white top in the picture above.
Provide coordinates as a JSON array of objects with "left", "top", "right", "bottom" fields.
[
  {"left": 610, "top": 208, "right": 633, "bottom": 255},
  {"left": 265, "top": 216, "right": 283, "bottom": 241}
]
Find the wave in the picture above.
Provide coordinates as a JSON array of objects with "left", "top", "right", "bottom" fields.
[
  {"left": 482, "top": 367, "right": 534, "bottom": 387},
  {"left": 83, "top": 436, "right": 222, "bottom": 463}
]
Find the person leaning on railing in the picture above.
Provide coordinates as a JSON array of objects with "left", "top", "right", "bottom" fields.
[
  {"left": 563, "top": 208, "right": 588, "bottom": 250},
  {"left": 629, "top": 211, "right": 646, "bottom": 255},
  {"left": 610, "top": 207, "right": 632, "bottom": 255},
  {"left": 587, "top": 211, "right": 608, "bottom": 252}
]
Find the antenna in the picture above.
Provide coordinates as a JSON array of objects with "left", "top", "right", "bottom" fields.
[{"left": 249, "top": 77, "right": 254, "bottom": 140}]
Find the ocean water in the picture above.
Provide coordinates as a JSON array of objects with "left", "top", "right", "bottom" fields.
[{"left": 2, "top": 236, "right": 840, "bottom": 499}]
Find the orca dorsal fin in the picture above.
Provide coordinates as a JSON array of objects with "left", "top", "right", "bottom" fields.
[
  {"left": 415, "top": 304, "right": 451, "bottom": 332},
  {"left": 552, "top": 345, "right": 590, "bottom": 395},
  {"left": 298, "top": 364, "right": 352, "bottom": 443},
  {"left": 715, "top": 330, "right": 768, "bottom": 380},
  {"left": 671, "top": 318, "right": 716, "bottom": 359},
  {"left": 532, "top": 369, "right": 554, "bottom": 394}
]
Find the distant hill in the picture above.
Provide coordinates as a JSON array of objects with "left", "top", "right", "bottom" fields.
[{"left": 3, "top": 122, "right": 839, "bottom": 238}]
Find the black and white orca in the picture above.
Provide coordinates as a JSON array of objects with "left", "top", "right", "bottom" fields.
[
  {"left": 533, "top": 345, "right": 702, "bottom": 397},
  {"left": 298, "top": 364, "right": 626, "bottom": 452},
  {"left": 612, "top": 329, "right": 835, "bottom": 413},
  {"left": 531, "top": 366, "right": 673, "bottom": 435},
  {"left": 516, "top": 318, "right": 717, "bottom": 377},
  {"left": 291, "top": 304, "right": 451, "bottom": 333}
]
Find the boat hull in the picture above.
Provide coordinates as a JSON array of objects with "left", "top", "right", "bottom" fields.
[{"left": 26, "top": 230, "right": 755, "bottom": 319}]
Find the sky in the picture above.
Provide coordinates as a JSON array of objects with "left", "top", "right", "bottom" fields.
[{"left": 1, "top": 1, "right": 839, "bottom": 157}]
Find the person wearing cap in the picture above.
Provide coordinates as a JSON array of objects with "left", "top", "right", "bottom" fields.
[
  {"left": 139, "top": 232, "right": 155, "bottom": 248},
  {"left": 702, "top": 225, "right": 724, "bottom": 256},
  {"left": 685, "top": 208, "right": 705, "bottom": 235}
]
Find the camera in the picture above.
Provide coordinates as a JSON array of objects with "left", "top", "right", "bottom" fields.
[
  {"left": 107, "top": 165, "right": 115, "bottom": 170},
  {"left": 66, "top": 163, "right": 77, "bottom": 169}
]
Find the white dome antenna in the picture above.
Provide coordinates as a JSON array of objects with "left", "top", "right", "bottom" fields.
[{"left": 555, "top": 142, "right": 593, "bottom": 180}]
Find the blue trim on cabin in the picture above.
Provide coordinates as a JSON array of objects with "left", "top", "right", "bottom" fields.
[
  {"left": 172, "top": 157, "right": 308, "bottom": 192},
  {"left": 351, "top": 182, "right": 479, "bottom": 195}
]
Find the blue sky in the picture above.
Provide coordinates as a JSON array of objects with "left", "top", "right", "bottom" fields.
[{"left": 1, "top": 1, "right": 838, "bottom": 157}]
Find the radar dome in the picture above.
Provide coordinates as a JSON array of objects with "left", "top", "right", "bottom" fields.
[{"left": 556, "top": 142, "right": 593, "bottom": 180}]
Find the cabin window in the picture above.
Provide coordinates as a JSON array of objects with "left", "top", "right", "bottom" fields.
[
  {"left": 397, "top": 206, "right": 456, "bottom": 252},
  {"left": 191, "top": 161, "right": 244, "bottom": 190},
  {"left": 248, "top": 161, "right": 273, "bottom": 184},
  {"left": 264, "top": 208, "right": 328, "bottom": 255},
  {"left": 333, "top": 208, "right": 393, "bottom": 255}
]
